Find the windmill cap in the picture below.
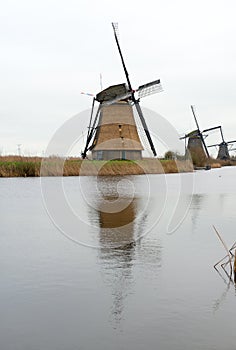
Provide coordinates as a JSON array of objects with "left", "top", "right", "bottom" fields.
[{"left": 96, "top": 83, "right": 128, "bottom": 103}]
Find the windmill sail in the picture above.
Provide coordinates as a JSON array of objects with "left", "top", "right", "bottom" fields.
[
  {"left": 81, "top": 104, "right": 101, "bottom": 158},
  {"left": 111, "top": 22, "right": 162, "bottom": 157},
  {"left": 137, "top": 80, "right": 163, "bottom": 98},
  {"left": 190, "top": 105, "right": 210, "bottom": 158}
]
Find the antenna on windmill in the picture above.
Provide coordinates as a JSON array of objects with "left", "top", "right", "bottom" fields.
[{"left": 81, "top": 23, "right": 163, "bottom": 160}]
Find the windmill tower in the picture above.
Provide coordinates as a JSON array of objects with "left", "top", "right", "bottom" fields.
[
  {"left": 180, "top": 106, "right": 221, "bottom": 162},
  {"left": 208, "top": 127, "right": 236, "bottom": 160},
  {"left": 81, "top": 23, "right": 162, "bottom": 160}
]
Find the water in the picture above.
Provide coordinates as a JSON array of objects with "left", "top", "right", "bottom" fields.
[{"left": 1, "top": 167, "right": 236, "bottom": 350}]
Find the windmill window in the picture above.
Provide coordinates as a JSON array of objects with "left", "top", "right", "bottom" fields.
[{"left": 97, "top": 151, "right": 103, "bottom": 160}]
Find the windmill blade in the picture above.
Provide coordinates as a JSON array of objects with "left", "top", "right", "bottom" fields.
[
  {"left": 219, "top": 126, "right": 225, "bottom": 143},
  {"left": 112, "top": 23, "right": 162, "bottom": 103},
  {"left": 137, "top": 79, "right": 163, "bottom": 98},
  {"left": 190, "top": 105, "right": 200, "bottom": 131},
  {"left": 202, "top": 126, "right": 221, "bottom": 133},
  {"left": 86, "top": 98, "right": 96, "bottom": 140},
  {"left": 190, "top": 105, "right": 210, "bottom": 157},
  {"left": 208, "top": 143, "right": 220, "bottom": 148},
  {"left": 81, "top": 104, "right": 101, "bottom": 159},
  {"left": 179, "top": 134, "right": 188, "bottom": 140},
  {"left": 199, "top": 133, "right": 210, "bottom": 158},
  {"left": 196, "top": 128, "right": 210, "bottom": 157},
  {"left": 208, "top": 138, "right": 236, "bottom": 149},
  {"left": 205, "top": 125, "right": 225, "bottom": 143},
  {"left": 134, "top": 100, "right": 157, "bottom": 156},
  {"left": 112, "top": 22, "right": 133, "bottom": 91},
  {"left": 111, "top": 21, "right": 162, "bottom": 155}
]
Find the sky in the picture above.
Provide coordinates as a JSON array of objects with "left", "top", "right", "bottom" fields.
[{"left": 1, "top": 0, "right": 236, "bottom": 156}]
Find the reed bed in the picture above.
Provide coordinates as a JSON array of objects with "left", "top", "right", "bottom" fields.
[
  {"left": 0, "top": 156, "right": 41, "bottom": 177},
  {"left": 0, "top": 156, "right": 194, "bottom": 177}
]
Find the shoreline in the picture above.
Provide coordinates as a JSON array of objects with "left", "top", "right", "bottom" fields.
[
  {"left": 0, "top": 157, "right": 194, "bottom": 177},
  {"left": 1, "top": 156, "right": 235, "bottom": 178}
]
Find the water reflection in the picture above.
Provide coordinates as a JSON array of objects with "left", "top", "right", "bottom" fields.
[
  {"left": 190, "top": 194, "right": 205, "bottom": 230},
  {"left": 95, "top": 196, "right": 162, "bottom": 328},
  {"left": 99, "top": 196, "right": 139, "bottom": 247},
  {"left": 87, "top": 176, "right": 162, "bottom": 329},
  {"left": 213, "top": 279, "right": 231, "bottom": 313},
  {"left": 96, "top": 196, "right": 140, "bottom": 329}
]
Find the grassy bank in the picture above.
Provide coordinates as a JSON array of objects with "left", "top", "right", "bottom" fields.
[
  {"left": 0, "top": 156, "right": 194, "bottom": 177},
  {"left": 0, "top": 156, "right": 41, "bottom": 177}
]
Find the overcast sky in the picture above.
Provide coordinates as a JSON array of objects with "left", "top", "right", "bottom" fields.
[{"left": 1, "top": 0, "right": 236, "bottom": 156}]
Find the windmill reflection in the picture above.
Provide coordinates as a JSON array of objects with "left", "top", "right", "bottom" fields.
[
  {"left": 96, "top": 195, "right": 142, "bottom": 329},
  {"left": 99, "top": 196, "right": 138, "bottom": 247},
  {"left": 88, "top": 175, "right": 162, "bottom": 328},
  {"left": 190, "top": 194, "right": 205, "bottom": 230},
  {"left": 190, "top": 193, "right": 228, "bottom": 231}
]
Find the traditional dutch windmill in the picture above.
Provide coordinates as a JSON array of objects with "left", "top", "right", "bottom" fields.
[
  {"left": 81, "top": 23, "right": 162, "bottom": 160},
  {"left": 208, "top": 127, "right": 236, "bottom": 160},
  {"left": 180, "top": 105, "right": 221, "bottom": 161}
]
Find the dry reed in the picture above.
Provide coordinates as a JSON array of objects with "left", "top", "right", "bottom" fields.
[
  {"left": 0, "top": 156, "right": 195, "bottom": 177},
  {"left": 213, "top": 225, "right": 233, "bottom": 279}
]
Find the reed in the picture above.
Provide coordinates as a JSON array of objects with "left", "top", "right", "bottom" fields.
[
  {"left": 42, "top": 158, "right": 194, "bottom": 176},
  {"left": 0, "top": 156, "right": 41, "bottom": 177},
  {"left": 0, "top": 156, "right": 194, "bottom": 177},
  {"left": 213, "top": 225, "right": 233, "bottom": 280}
]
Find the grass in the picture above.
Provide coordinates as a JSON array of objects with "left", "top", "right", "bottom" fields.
[
  {"left": 1, "top": 154, "right": 235, "bottom": 178},
  {"left": 0, "top": 156, "right": 195, "bottom": 177},
  {"left": 0, "top": 156, "right": 41, "bottom": 177}
]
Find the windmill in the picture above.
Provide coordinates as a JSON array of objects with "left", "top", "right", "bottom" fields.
[
  {"left": 81, "top": 23, "right": 162, "bottom": 160},
  {"left": 207, "top": 127, "right": 236, "bottom": 160},
  {"left": 180, "top": 105, "right": 221, "bottom": 161}
]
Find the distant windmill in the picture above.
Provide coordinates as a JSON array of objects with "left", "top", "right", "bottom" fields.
[
  {"left": 81, "top": 23, "right": 162, "bottom": 160},
  {"left": 208, "top": 127, "right": 236, "bottom": 160},
  {"left": 180, "top": 105, "right": 221, "bottom": 161}
]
